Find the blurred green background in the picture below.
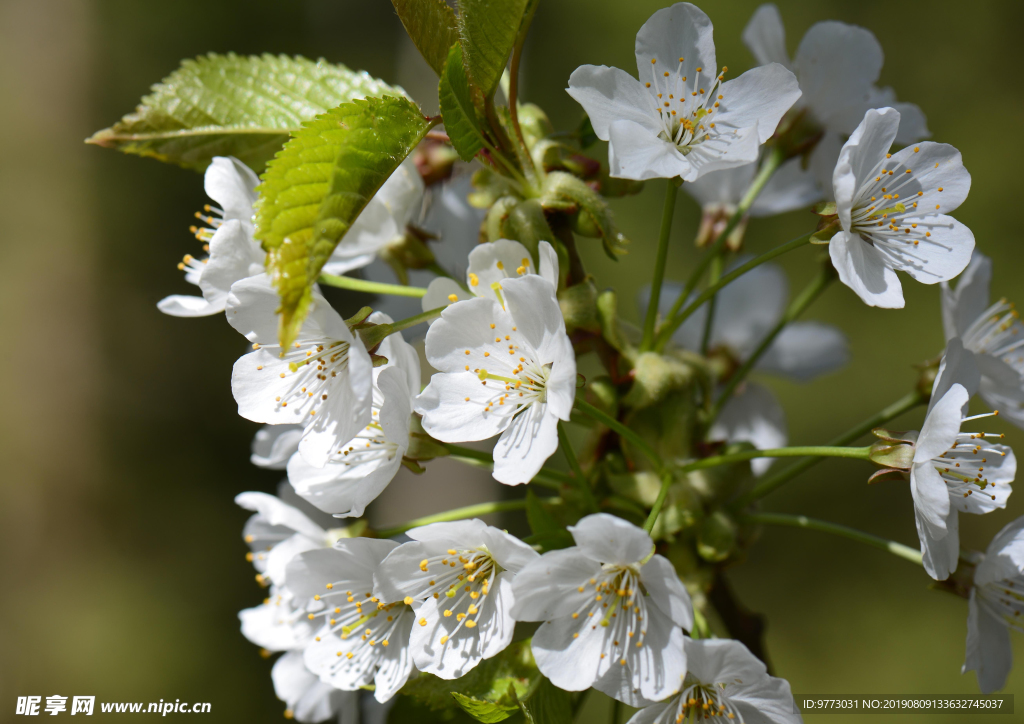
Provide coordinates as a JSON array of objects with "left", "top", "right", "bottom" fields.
[{"left": 2, "top": 0, "right": 1023, "bottom": 721}]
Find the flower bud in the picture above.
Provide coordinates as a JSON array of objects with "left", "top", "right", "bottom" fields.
[
  {"left": 697, "top": 510, "right": 738, "bottom": 563},
  {"left": 558, "top": 278, "right": 600, "bottom": 333},
  {"left": 623, "top": 352, "right": 695, "bottom": 409},
  {"left": 695, "top": 203, "right": 749, "bottom": 252}
]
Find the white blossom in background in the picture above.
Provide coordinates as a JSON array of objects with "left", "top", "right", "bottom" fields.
[
  {"left": 942, "top": 252, "right": 1024, "bottom": 430},
  {"left": 511, "top": 514, "right": 693, "bottom": 705},
  {"left": 236, "top": 491, "right": 338, "bottom": 587},
  {"left": 641, "top": 262, "right": 848, "bottom": 474},
  {"left": 743, "top": 3, "right": 929, "bottom": 195},
  {"left": 363, "top": 173, "right": 486, "bottom": 330},
  {"left": 684, "top": 153, "right": 823, "bottom": 249},
  {"left": 271, "top": 651, "right": 357, "bottom": 724},
  {"left": 287, "top": 313, "right": 421, "bottom": 518},
  {"left": 288, "top": 540, "right": 416, "bottom": 703},
  {"left": 416, "top": 274, "right": 576, "bottom": 485},
  {"left": 373, "top": 519, "right": 539, "bottom": 679},
  {"left": 421, "top": 239, "right": 560, "bottom": 314},
  {"left": 239, "top": 586, "right": 315, "bottom": 653},
  {"left": 830, "top": 107, "right": 974, "bottom": 309},
  {"left": 963, "top": 515, "right": 1024, "bottom": 693},
  {"left": 251, "top": 425, "right": 304, "bottom": 470},
  {"left": 227, "top": 275, "right": 373, "bottom": 468},
  {"left": 909, "top": 339, "right": 1014, "bottom": 581},
  {"left": 322, "top": 157, "right": 425, "bottom": 276},
  {"left": 158, "top": 156, "right": 265, "bottom": 317},
  {"left": 628, "top": 638, "right": 802, "bottom": 724},
  {"left": 567, "top": 2, "right": 800, "bottom": 181}
]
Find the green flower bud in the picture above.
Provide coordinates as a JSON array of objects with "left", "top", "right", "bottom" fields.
[
  {"left": 623, "top": 352, "right": 695, "bottom": 409},
  {"left": 557, "top": 278, "right": 600, "bottom": 333},
  {"left": 697, "top": 511, "right": 738, "bottom": 563}
]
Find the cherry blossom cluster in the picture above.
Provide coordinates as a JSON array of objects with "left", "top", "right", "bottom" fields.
[{"left": 115, "top": 1, "right": 1024, "bottom": 721}]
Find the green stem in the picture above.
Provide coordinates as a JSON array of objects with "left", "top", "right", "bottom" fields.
[
  {"left": 573, "top": 398, "right": 664, "bottom": 470},
  {"left": 732, "top": 389, "right": 927, "bottom": 509},
  {"left": 440, "top": 442, "right": 572, "bottom": 489},
  {"left": 640, "top": 181, "right": 680, "bottom": 352},
  {"left": 711, "top": 266, "right": 835, "bottom": 421},
  {"left": 654, "top": 231, "right": 814, "bottom": 351},
  {"left": 319, "top": 273, "right": 426, "bottom": 298},
  {"left": 644, "top": 470, "right": 675, "bottom": 533},
  {"left": 699, "top": 252, "right": 724, "bottom": 355},
  {"left": 377, "top": 497, "right": 559, "bottom": 538},
  {"left": 658, "top": 147, "right": 785, "bottom": 338},
  {"left": 508, "top": 0, "right": 540, "bottom": 183},
  {"left": 559, "top": 421, "right": 598, "bottom": 512},
  {"left": 645, "top": 445, "right": 870, "bottom": 532},
  {"left": 744, "top": 512, "right": 923, "bottom": 565}
]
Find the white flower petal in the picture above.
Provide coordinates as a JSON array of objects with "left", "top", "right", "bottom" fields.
[
  {"left": 929, "top": 338, "right": 980, "bottom": 411},
  {"left": 758, "top": 321, "right": 849, "bottom": 381},
  {"left": 235, "top": 491, "right": 327, "bottom": 541},
  {"left": 509, "top": 548, "right": 603, "bottom": 621},
  {"left": 749, "top": 155, "right": 824, "bottom": 216},
  {"left": 415, "top": 374, "right": 511, "bottom": 442},
  {"left": 157, "top": 294, "right": 219, "bottom": 317},
  {"left": 916, "top": 384, "right": 970, "bottom": 462},
  {"left": 742, "top": 4, "right": 790, "bottom": 68},
  {"left": 422, "top": 277, "right": 469, "bottom": 315},
  {"left": 713, "top": 64, "right": 801, "bottom": 144},
  {"left": 566, "top": 65, "right": 663, "bottom": 141},
  {"left": 794, "top": 21, "right": 883, "bottom": 133},
  {"left": 639, "top": 554, "right": 693, "bottom": 629},
  {"left": 633, "top": 2, "right": 716, "bottom": 92},
  {"left": 709, "top": 383, "right": 787, "bottom": 477},
  {"left": 492, "top": 401, "right": 560, "bottom": 485},
  {"left": 607, "top": 120, "right": 693, "bottom": 181},
  {"left": 423, "top": 296, "right": 507, "bottom": 373},
  {"left": 251, "top": 425, "right": 304, "bottom": 469},
  {"left": 205, "top": 156, "right": 259, "bottom": 230},
  {"left": 829, "top": 229, "right": 905, "bottom": 308},
  {"left": 963, "top": 591, "right": 1014, "bottom": 694},
  {"left": 833, "top": 108, "right": 901, "bottom": 228},
  {"left": 569, "top": 513, "right": 654, "bottom": 566}
]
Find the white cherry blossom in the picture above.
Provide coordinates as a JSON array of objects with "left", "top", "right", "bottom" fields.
[
  {"left": 271, "top": 652, "right": 357, "bottom": 724},
  {"left": 288, "top": 540, "right": 416, "bottom": 703},
  {"left": 567, "top": 2, "right": 800, "bottom": 181},
  {"left": 942, "top": 252, "right": 1024, "bottom": 430},
  {"left": 743, "top": 4, "right": 929, "bottom": 195},
  {"left": 251, "top": 425, "right": 303, "bottom": 470},
  {"left": 510, "top": 514, "right": 693, "bottom": 706},
  {"left": 628, "top": 638, "right": 801, "bottom": 724},
  {"left": 236, "top": 491, "right": 337, "bottom": 587},
  {"left": 963, "top": 515, "right": 1024, "bottom": 693},
  {"left": 239, "top": 586, "right": 314, "bottom": 653},
  {"left": 830, "top": 107, "right": 974, "bottom": 308},
  {"left": 909, "top": 339, "right": 1014, "bottom": 581},
  {"left": 227, "top": 274, "right": 373, "bottom": 468},
  {"left": 322, "top": 157, "right": 425, "bottom": 276},
  {"left": 421, "top": 239, "right": 559, "bottom": 314},
  {"left": 287, "top": 313, "right": 421, "bottom": 518},
  {"left": 373, "top": 519, "right": 538, "bottom": 680},
  {"left": 158, "top": 156, "right": 265, "bottom": 317},
  {"left": 415, "top": 274, "right": 576, "bottom": 485}
]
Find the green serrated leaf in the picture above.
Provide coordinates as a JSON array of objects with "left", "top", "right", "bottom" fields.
[
  {"left": 399, "top": 640, "right": 536, "bottom": 712},
  {"left": 393, "top": 0, "right": 461, "bottom": 76},
  {"left": 87, "top": 53, "right": 401, "bottom": 172},
  {"left": 522, "top": 678, "right": 572, "bottom": 724},
  {"left": 451, "top": 693, "right": 518, "bottom": 723},
  {"left": 458, "top": 0, "right": 530, "bottom": 97},
  {"left": 440, "top": 44, "right": 488, "bottom": 162},
  {"left": 256, "top": 96, "right": 434, "bottom": 347}
]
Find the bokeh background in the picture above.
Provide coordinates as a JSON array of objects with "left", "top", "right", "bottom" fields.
[{"left": 2, "top": 0, "right": 1023, "bottom": 721}]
